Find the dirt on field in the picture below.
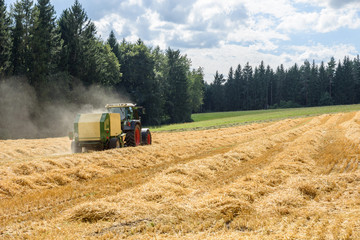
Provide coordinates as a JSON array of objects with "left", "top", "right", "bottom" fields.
[{"left": 1, "top": 112, "right": 360, "bottom": 239}]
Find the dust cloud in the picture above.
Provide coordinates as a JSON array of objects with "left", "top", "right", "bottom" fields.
[{"left": 0, "top": 76, "right": 130, "bottom": 139}]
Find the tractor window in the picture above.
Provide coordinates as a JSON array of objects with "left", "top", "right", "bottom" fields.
[
  {"left": 119, "top": 108, "right": 126, "bottom": 120},
  {"left": 108, "top": 107, "right": 126, "bottom": 120},
  {"left": 126, "top": 107, "right": 133, "bottom": 120},
  {"left": 108, "top": 108, "right": 120, "bottom": 113}
]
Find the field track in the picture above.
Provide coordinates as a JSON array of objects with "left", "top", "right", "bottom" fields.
[{"left": 1, "top": 111, "right": 360, "bottom": 239}]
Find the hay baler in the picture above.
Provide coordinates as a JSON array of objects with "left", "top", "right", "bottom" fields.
[{"left": 70, "top": 103, "right": 151, "bottom": 153}]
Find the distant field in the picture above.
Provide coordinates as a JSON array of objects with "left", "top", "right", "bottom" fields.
[{"left": 151, "top": 104, "right": 360, "bottom": 131}]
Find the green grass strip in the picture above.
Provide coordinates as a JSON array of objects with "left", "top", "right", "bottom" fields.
[{"left": 150, "top": 104, "right": 360, "bottom": 132}]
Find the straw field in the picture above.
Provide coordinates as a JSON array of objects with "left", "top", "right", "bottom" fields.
[{"left": 1, "top": 111, "right": 360, "bottom": 239}]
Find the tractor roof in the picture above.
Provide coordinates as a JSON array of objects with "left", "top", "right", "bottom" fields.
[{"left": 105, "top": 103, "right": 136, "bottom": 108}]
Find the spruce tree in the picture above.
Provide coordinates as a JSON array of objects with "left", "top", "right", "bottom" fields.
[
  {"left": 10, "top": 0, "right": 34, "bottom": 75},
  {"left": 318, "top": 61, "right": 332, "bottom": 105},
  {"left": 275, "top": 64, "right": 285, "bottom": 105},
  {"left": 225, "top": 66, "right": 235, "bottom": 110},
  {"left": 233, "top": 64, "right": 243, "bottom": 110},
  {"left": 30, "top": 0, "right": 57, "bottom": 87},
  {"left": 165, "top": 48, "right": 191, "bottom": 122},
  {"left": 10, "top": 1, "right": 24, "bottom": 75},
  {"left": 59, "top": 0, "right": 96, "bottom": 83},
  {"left": 107, "top": 30, "right": 120, "bottom": 60},
  {"left": 258, "top": 61, "right": 267, "bottom": 109},
  {"left": 308, "top": 60, "right": 320, "bottom": 106},
  {"left": 265, "top": 65, "right": 274, "bottom": 107},
  {"left": 211, "top": 71, "right": 225, "bottom": 112},
  {"left": 300, "top": 61, "right": 311, "bottom": 105},
  {"left": 0, "top": 0, "right": 12, "bottom": 77},
  {"left": 327, "top": 57, "right": 336, "bottom": 97},
  {"left": 242, "top": 63, "right": 252, "bottom": 110},
  {"left": 354, "top": 55, "right": 360, "bottom": 103}
]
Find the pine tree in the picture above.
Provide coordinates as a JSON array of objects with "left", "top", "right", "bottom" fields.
[
  {"left": 30, "top": 0, "right": 58, "bottom": 87},
  {"left": 10, "top": 0, "right": 34, "bottom": 75},
  {"left": 309, "top": 60, "right": 320, "bottom": 106},
  {"left": 343, "top": 56, "right": 355, "bottom": 104},
  {"left": 242, "top": 62, "right": 252, "bottom": 110},
  {"left": 0, "top": 0, "right": 12, "bottom": 77},
  {"left": 211, "top": 71, "right": 226, "bottom": 112},
  {"left": 59, "top": 0, "right": 96, "bottom": 83},
  {"left": 265, "top": 65, "right": 274, "bottom": 107},
  {"left": 300, "top": 61, "right": 311, "bottom": 105},
  {"left": 318, "top": 61, "right": 327, "bottom": 94},
  {"left": 327, "top": 57, "right": 336, "bottom": 97},
  {"left": 354, "top": 55, "right": 360, "bottom": 103},
  {"left": 335, "top": 57, "right": 355, "bottom": 104},
  {"left": 275, "top": 64, "right": 285, "bottom": 105},
  {"left": 318, "top": 61, "right": 333, "bottom": 105},
  {"left": 257, "top": 61, "right": 267, "bottom": 109},
  {"left": 252, "top": 66, "right": 259, "bottom": 109},
  {"left": 233, "top": 64, "right": 243, "bottom": 110},
  {"left": 225, "top": 66, "right": 235, "bottom": 111},
  {"left": 10, "top": 1, "right": 24, "bottom": 75},
  {"left": 107, "top": 30, "right": 120, "bottom": 60},
  {"left": 165, "top": 48, "right": 191, "bottom": 122}
]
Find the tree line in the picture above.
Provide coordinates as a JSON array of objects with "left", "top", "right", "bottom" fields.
[
  {"left": 203, "top": 57, "right": 360, "bottom": 112},
  {"left": 0, "top": 0, "right": 204, "bottom": 126},
  {"left": 1, "top": 0, "right": 360, "bottom": 130}
]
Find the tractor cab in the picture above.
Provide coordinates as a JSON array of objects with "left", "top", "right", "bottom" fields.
[
  {"left": 105, "top": 103, "right": 139, "bottom": 122},
  {"left": 104, "top": 103, "right": 148, "bottom": 146}
]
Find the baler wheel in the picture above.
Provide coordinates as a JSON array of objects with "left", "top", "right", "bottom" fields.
[
  {"left": 109, "top": 137, "right": 121, "bottom": 149},
  {"left": 71, "top": 141, "right": 82, "bottom": 153},
  {"left": 141, "top": 129, "right": 152, "bottom": 145}
]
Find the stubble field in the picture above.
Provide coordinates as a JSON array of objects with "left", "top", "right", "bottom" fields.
[{"left": 1, "top": 111, "right": 360, "bottom": 239}]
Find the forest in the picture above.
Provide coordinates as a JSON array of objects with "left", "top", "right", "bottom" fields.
[
  {"left": 0, "top": 0, "right": 204, "bottom": 128},
  {"left": 1, "top": 0, "right": 360, "bottom": 132},
  {"left": 204, "top": 57, "right": 360, "bottom": 112}
]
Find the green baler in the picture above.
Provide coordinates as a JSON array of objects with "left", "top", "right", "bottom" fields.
[{"left": 70, "top": 103, "right": 151, "bottom": 153}]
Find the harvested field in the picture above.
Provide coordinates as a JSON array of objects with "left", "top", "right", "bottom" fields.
[{"left": 1, "top": 112, "right": 360, "bottom": 239}]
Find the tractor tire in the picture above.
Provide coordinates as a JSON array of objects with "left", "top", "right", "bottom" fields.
[
  {"left": 71, "top": 141, "right": 82, "bottom": 153},
  {"left": 109, "top": 137, "right": 121, "bottom": 149},
  {"left": 141, "top": 128, "right": 152, "bottom": 145},
  {"left": 126, "top": 124, "right": 141, "bottom": 147}
]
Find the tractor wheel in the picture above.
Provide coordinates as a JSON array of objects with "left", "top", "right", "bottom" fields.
[
  {"left": 141, "top": 128, "right": 152, "bottom": 145},
  {"left": 126, "top": 124, "right": 141, "bottom": 147},
  {"left": 109, "top": 137, "right": 121, "bottom": 149},
  {"left": 71, "top": 141, "right": 82, "bottom": 153}
]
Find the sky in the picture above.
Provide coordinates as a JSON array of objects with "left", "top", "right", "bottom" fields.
[{"left": 5, "top": 0, "right": 360, "bottom": 82}]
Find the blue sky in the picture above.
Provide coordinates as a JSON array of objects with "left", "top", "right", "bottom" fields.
[{"left": 5, "top": 0, "right": 360, "bottom": 82}]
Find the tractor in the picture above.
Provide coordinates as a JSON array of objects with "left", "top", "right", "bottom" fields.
[{"left": 70, "top": 103, "right": 151, "bottom": 153}]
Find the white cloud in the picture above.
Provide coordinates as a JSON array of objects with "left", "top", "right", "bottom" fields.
[
  {"left": 278, "top": 7, "right": 360, "bottom": 33},
  {"left": 289, "top": 43, "right": 357, "bottom": 62},
  {"left": 243, "top": 0, "right": 295, "bottom": 18},
  {"left": 93, "top": 14, "right": 127, "bottom": 38},
  {"left": 294, "top": 0, "right": 360, "bottom": 8},
  {"left": 90, "top": 0, "right": 360, "bottom": 83},
  {"left": 327, "top": 0, "right": 360, "bottom": 8},
  {"left": 184, "top": 42, "right": 358, "bottom": 82}
]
